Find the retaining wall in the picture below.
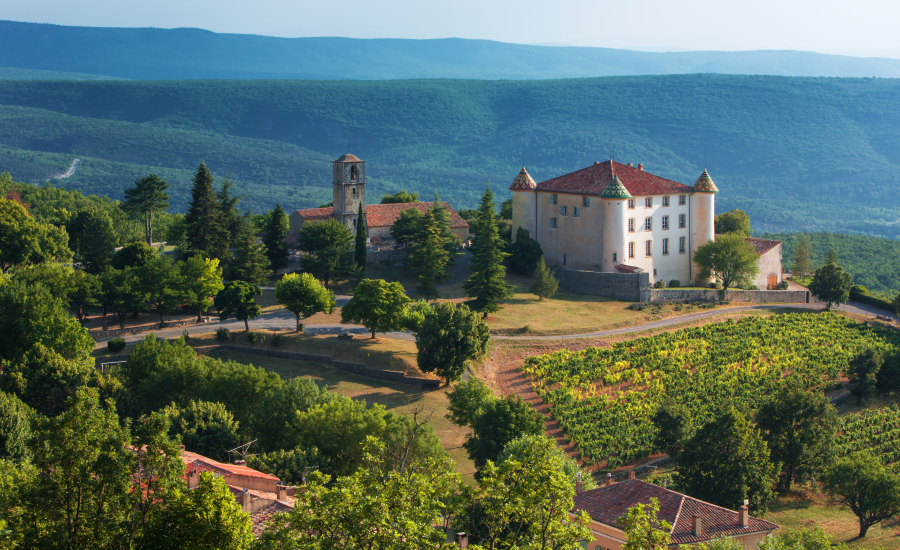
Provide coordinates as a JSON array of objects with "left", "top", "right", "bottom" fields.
[
  {"left": 94, "top": 344, "right": 440, "bottom": 389},
  {"left": 647, "top": 289, "right": 810, "bottom": 304},
  {"left": 91, "top": 317, "right": 208, "bottom": 339},
  {"left": 553, "top": 269, "right": 649, "bottom": 301}
]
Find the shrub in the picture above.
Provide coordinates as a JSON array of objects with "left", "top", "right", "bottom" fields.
[
  {"left": 654, "top": 280, "right": 667, "bottom": 289},
  {"left": 247, "top": 331, "right": 258, "bottom": 344},
  {"left": 852, "top": 284, "right": 870, "bottom": 296},
  {"left": 777, "top": 280, "right": 790, "bottom": 290},
  {"left": 107, "top": 338, "right": 126, "bottom": 353},
  {"left": 710, "top": 281, "right": 723, "bottom": 290},
  {"left": 216, "top": 327, "right": 231, "bottom": 341},
  {"left": 272, "top": 334, "right": 282, "bottom": 347},
  {"left": 627, "top": 303, "right": 644, "bottom": 311},
  {"left": 668, "top": 280, "right": 680, "bottom": 288}
]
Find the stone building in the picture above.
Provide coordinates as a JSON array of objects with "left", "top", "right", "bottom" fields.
[{"left": 745, "top": 238, "right": 784, "bottom": 290}]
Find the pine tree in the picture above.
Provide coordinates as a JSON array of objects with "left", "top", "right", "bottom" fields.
[
  {"left": 408, "top": 208, "right": 449, "bottom": 301},
  {"left": 184, "top": 163, "right": 228, "bottom": 260},
  {"left": 262, "top": 203, "right": 290, "bottom": 273},
  {"left": 355, "top": 202, "right": 367, "bottom": 271},
  {"left": 217, "top": 177, "right": 246, "bottom": 248},
  {"left": 463, "top": 184, "right": 512, "bottom": 317},
  {"left": 530, "top": 257, "right": 558, "bottom": 300},
  {"left": 123, "top": 174, "right": 169, "bottom": 246},
  {"left": 430, "top": 195, "right": 461, "bottom": 268},
  {"left": 792, "top": 233, "right": 812, "bottom": 281},
  {"left": 225, "top": 223, "right": 271, "bottom": 285}
]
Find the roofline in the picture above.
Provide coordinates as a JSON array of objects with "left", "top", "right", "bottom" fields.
[{"left": 536, "top": 188, "right": 694, "bottom": 198}]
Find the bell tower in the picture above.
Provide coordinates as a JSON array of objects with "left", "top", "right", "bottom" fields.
[{"left": 332, "top": 152, "right": 366, "bottom": 231}]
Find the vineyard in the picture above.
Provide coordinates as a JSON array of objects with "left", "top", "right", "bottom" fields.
[
  {"left": 836, "top": 405, "right": 900, "bottom": 464},
  {"left": 521, "top": 313, "right": 900, "bottom": 468}
]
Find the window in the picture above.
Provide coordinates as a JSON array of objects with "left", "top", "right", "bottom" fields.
[
  {"left": 644, "top": 217, "right": 652, "bottom": 230},
  {"left": 645, "top": 197, "right": 652, "bottom": 208},
  {"left": 612, "top": 252, "right": 617, "bottom": 262},
  {"left": 552, "top": 194, "right": 558, "bottom": 205},
  {"left": 679, "top": 195, "right": 686, "bottom": 205},
  {"left": 679, "top": 236, "right": 686, "bottom": 254},
  {"left": 662, "top": 238, "right": 669, "bottom": 255},
  {"left": 645, "top": 240, "right": 652, "bottom": 256},
  {"left": 663, "top": 196, "right": 670, "bottom": 207},
  {"left": 352, "top": 187, "right": 357, "bottom": 197},
  {"left": 662, "top": 215, "right": 669, "bottom": 230},
  {"left": 573, "top": 206, "right": 580, "bottom": 217},
  {"left": 563, "top": 254, "right": 567, "bottom": 265},
  {"left": 549, "top": 217, "right": 557, "bottom": 228},
  {"left": 628, "top": 218, "right": 635, "bottom": 232},
  {"left": 353, "top": 218, "right": 357, "bottom": 227},
  {"left": 628, "top": 242, "right": 635, "bottom": 258},
  {"left": 679, "top": 214, "right": 686, "bottom": 228},
  {"left": 627, "top": 199, "right": 635, "bottom": 209},
  {"left": 350, "top": 165, "right": 358, "bottom": 181},
  {"left": 583, "top": 197, "right": 591, "bottom": 207},
  {"left": 560, "top": 206, "right": 567, "bottom": 216}
]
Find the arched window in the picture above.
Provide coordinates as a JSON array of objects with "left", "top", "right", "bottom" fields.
[{"left": 350, "top": 166, "right": 358, "bottom": 181}]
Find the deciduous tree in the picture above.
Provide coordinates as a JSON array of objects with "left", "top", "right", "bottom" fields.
[
  {"left": 262, "top": 203, "right": 290, "bottom": 273},
  {"left": 140, "top": 254, "right": 184, "bottom": 323},
  {"left": 808, "top": 254, "right": 852, "bottom": 309},
  {"left": 0, "top": 197, "right": 71, "bottom": 272},
  {"left": 415, "top": 302, "right": 489, "bottom": 386},
  {"left": 618, "top": 497, "right": 673, "bottom": 550},
  {"left": 214, "top": 280, "right": 261, "bottom": 331},
  {"left": 714, "top": 209, "right": 751, "bottom": 236},
  {"left": 530, "top": 257, "right": 558, "bottom": 300},
  {"left": 164, "top": 400, "right": 240, "bottom": 462},
  {"left": 123, "top": 174, "right": 170, "bottom": 246},
  {"left": 389, "top": 207, "right": 422, "bottom": 246},
  {"left": 298, "top": 219, "right": 353, "bottom": 288},
  {"left": 111, "top": 241, "right": 158, "bottom": 270},
  {"left": 651, "top": 397, "right": 693, "bottom": 461},
  {"left": 274, "top": 272, "right": 335, "bottom": 332},
  {"left": 822, "top": 451, "right": 900, "bottom": 538},
  {"left": 0, "top": 391, "right": 34, "bottom": 461},
  {"left": 508, "top": 227, "right": 543, "bottom": 275},
  {"left": 464, "top": 184, "right": 513, "bottom": 316},
  {"left": 340, "top": 278, "right": 411, "bottom": 338},
  {"left": 180, "top": 256, "right": 225, "bottom": 321},
  {"left": 849, "top": 348, "right": 882, "bottom": 405},
  {"left": 380, "top": 190, "right": 420, "bottom": 204},
  {"left": 68, "top": 206, "right": 119, "bottom": 274},
  {"left": 693, "top": 233, "right": 760, "bottom": 291},
  {"left": 446, "top": 377, "right": 495, "bottom": 428},
  {"left": 465, "top": 395, "right": 544, "bottom": 471}
]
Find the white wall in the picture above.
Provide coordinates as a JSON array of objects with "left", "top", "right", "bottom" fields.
[{"left": 620, "top": 193, "right": 692, "bottom": 284}]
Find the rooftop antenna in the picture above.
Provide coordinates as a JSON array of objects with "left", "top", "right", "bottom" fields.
[
  {"left": 522, "top": 146, "right": 525, "bottom": 168},
  {"left": 704, "top": 149, "right": 707, "bottom": 170},
  {"left": 226, "top": 440, "right": 257, "bottom": 464},
  {"left": 347, "top": 140, "right": 350, "bottom": 154}
]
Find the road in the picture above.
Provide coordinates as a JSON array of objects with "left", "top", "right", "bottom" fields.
[{"left": 56, "top": 158, "right": 80, "bottom": 179}]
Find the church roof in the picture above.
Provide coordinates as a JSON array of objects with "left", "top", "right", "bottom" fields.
[
  {"left": 292, "top": 207, "right": 334, "bottom": 221},
  {"left": 599, "top": 174, "right": 633, "bottom": 199},
  {"left": 508, "top": 167, "right": 537, "bottom": 191},
  {"left": 336, "top": 153, "right": 363, "bottom": 162},
  {"left": 693, "top": 169, "right": 719, "bottom": 193},
  {"left": 292, "top": 203, "right": 469, "bottom": 229},
  {"left": 537, "top": 160, "right": 693, "bottom": 197}
]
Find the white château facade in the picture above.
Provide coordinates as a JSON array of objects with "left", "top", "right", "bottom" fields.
[{"left": 509, "top": 160, "right": 718, "bottom": 286}]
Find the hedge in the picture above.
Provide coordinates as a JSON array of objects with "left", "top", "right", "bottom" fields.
[{"left": 849, "top": 289, "right": 895, "bottom": 314}]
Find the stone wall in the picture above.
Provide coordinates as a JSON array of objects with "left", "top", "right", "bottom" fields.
[
  {"left": 94, "top": 344, "right": 441, "bottom": 389},
  {"left": 648, "top": 289, "right": 810, "bottom": 304},
  {"left": 554, "top": 268, "right": 649, "bottom": 301},
  {"left": 90, "top": 318, "right": 207, "bottom": 339}
]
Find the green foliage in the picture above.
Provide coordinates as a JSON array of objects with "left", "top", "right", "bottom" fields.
[
  {"left": 507, "top": 227, "right": 543, "bottom": 275},
  {"left": 464, "top": 394, "right": 544, "bottom": 471},
  {"left": 822, "top": 451, "right": 900, "bottom": 537},
  {"left": 246, "top": 331, "right": 259, "bottom": 343},
  {"left": 757, "top": 526, "right": 849, "bottom": 550},
  {"left": 0, "top": 196, "right": 71, "bottom": 272},
  {"left": 693, "top": 233, "right": 760, "bottom": 291},
  {"left": 216, "top": 177, "right": 246, "bottom": 248},
  {"left": 464, "top": 184, "right": 513, "bottom": 315},
  {"left": 262, "top": 203, "right": 290, "bottom": 272},
  {"left": 833, "top": 406, "right": 900, "bottom": 465},
  {"left": 406, "top": 204, "right": 450, "bottom": 301},
  {"left": 225, "top": 223, "right": 271, "bottom": 284},
  {"left": 650, "top": 397, "right": 692, "bottom": 460},
  {"left": 415, "top": 302, "right": 489, "bottom": 386},
  {"left": 380, "top": 190, "right": 420, "bottom": 204},
  {"left": 67, "top": 206, "right": 119, "bottom": 273},
  {"left": 0, "top": 391, "right": 34, "bottom": 461},
  {"left": 499, "top": 434, "right": 596, "bottom": 491},
  {"left": 530, "top": 257, "right": 559, "bottom": 300},
  {"left": 297, "top": 219, "right": 353, "bottom": 287},
  {"left": 714, "top": 209, "right": 751, "bottom": 236},
  {"left": 180, "top": 256, "right": 225, "bottom": 321},
  {"left": 275, "top": 272, "right": 336, "bottom": 331},
  {"left": 123, "top": 174, "right": 169, "bottom": 245},
  {"left": 809, "top": 257, "right": 853, "bottom": 309},
  {"left": 184, "top": 162, "right": 228, "bottom": 260},
  {"left": 389, "top": 207, "right": 422, "bottom": 246},
  {"left": 849, "top": 348, "right": 882, "bottom": 405},
  {"left": 676, "top": 405, "right": 780, "bottom": 514},
  {"left": 248, "top": 447, "right": 322, "bottom": 484},
  {"left": 354, "top": 201, "right": 367, "bottom": 270},
  {"left": 216, "top": 327, "right": 230, "bottom": 340},
  {"left": 756, "top": 385, "right": 837, "bottom": 491},
  {"left": 852, "top": 284, "right": 869, "bottom": 295},
  {"left": 214, "top": 280, "right": 261, "bottom": 331},
  {"left": 446, "top": 377, "right": 496, "bottom": 428},
  {"left": 111, "top": 241, "right": 157, "bottom": 270},
  {"left": 248, "top": 376, "right": 332, "bottom": 453},
  {"left": 164, "top": 400, "right": 240, "bottom": 462},
  {"left": 340, "top": 278, "right": 411, "bottom": 339},
  {"left": 398, "top": 299, "right": 434, "bottom": 333},
  {"left": 618, "top": 497, "right": 672, "bottom": 550},
  {"left": 107, "top": 337, "right": 126, "bottom": 352},
  {"left": 140, "top": 254, "right": 183, "bottom": 322}
]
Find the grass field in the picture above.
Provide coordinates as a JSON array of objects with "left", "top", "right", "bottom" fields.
[{"left": 206, "top": 349, "right": 475, "bottom": 482}]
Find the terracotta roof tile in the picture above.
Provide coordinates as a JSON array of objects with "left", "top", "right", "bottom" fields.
[
  {"left": 614, "top": 264, "right": 644, "bottom": 273},
  {"left": 251, "top": 501, "right": 293, "bottom": 537},
  {"left": 180, "top": 450, "right": 280, "bottom": 482},
  {"left": 572, "top": 479, "right": 778, "bottom": 545},
  {"left": 293, "top": 207, "right": 334, "bottom": 221},
  {"left": 745, "top": 238, "right": 781, "bottom": 256},
  {"left": 537, "top": 160, "right": 694, "bottom": 197},
  {"left": 292, "top": 202, "right": 468, "bottom": 230}
]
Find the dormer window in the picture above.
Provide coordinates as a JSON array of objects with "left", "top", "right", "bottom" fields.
[{"left": 350, "top": 166, "right": 358, "bottom": 181}]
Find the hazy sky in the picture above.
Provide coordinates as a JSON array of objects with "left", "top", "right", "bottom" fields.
[{"left": 6, "top": 0, "right": 900, "bottom": 58}]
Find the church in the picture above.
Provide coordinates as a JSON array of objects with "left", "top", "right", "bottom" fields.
[{"left": 509, "top": 160, "right": 782, "bottom": 288}]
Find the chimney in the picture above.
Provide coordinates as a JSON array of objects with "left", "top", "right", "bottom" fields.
[
  {"left": 661, "top": 478, "right": 667, "bottom": 489},
  {"left": 187, "top": 469, "right": 199, "bottom": 489},
  {"left": 240, "top": 488, "right": 252, "bottom": 513},
  {"left": 276, "top": 485, "right": 288, "bottom": 501},
  {"left": 593, "top": 161, "right": 600, "bottom": 165},
  {"left": 692, "top": 515, "right": 702, "bottom": 537},
  {"left": 739, "top": 505, "right": 749, "bottom": 528},
  {"left": 638, "top": 163, "right": 644, "bottom": 171},
  {"left": 604, "top": 473, "right": 613, "bottom": 487},
  {"left": 180, "top": 445, "right": 185, "bottom": 451},
  {"left": 456, "top": 532, "right": 469, "bottom": 548},
  {"left": 234, "top": 459, "right": 246, "bottom": 465},
  {"left": 628, "top": 471, "right": 636, "bottom": 480},
  {"left": 627, "top": 162, "right": 634, "bottom": 168}
]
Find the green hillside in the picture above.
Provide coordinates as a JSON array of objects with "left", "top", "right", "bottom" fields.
[
  {"left": 0, "top": 66, "right": 126, "bottom": 80},
  {"left": 1, "top": 75, "right": 899, "bottom": 236}
]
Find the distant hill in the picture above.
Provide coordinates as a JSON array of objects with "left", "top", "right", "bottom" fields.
[
  {"left": 3, "top": 21, "right": 900, "bottom": 80},
  {"left": 0, "top": 75, "right": 899, "bottom": 238},
  {"left": 0, "top": 66, "right": 125, "bottom": 81}
]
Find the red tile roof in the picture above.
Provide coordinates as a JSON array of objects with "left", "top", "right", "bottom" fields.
[
  {"left": 745, "top": 238, "right": 781, "bottom": 256},
  {"left": 295, "top": 203, "right": 468, "bottom": 229},
  {"left": 537, "top": 160, "right": 694, "bottom": 197},
  {"left": 615, "top": 264, "right": 644, "bottom": 274},
  {"left": 573, "top": 479, "right": 777, "bottom": 545},
  {"left": 251, "top": 501, "right": 293, "bottom": 537},
  {"left": 293, "top": 207, "right": 334, "bottom": 221},
  {"left": 180, "top": 450, "right": 280, "bottom": 482}
]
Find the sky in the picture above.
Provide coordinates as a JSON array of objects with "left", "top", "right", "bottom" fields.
[{"left": 5, "top": 0, "right": 900, "bottom": 58}]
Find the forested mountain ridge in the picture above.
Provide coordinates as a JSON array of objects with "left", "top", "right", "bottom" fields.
[
  {"left": 1, "top": 75, "right": 899, "bottom": 236},
  {"left": 4, "top": 20, "right": 900, "bottom": 80}
]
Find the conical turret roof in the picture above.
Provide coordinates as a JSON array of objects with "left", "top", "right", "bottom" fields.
[
  {"left": 693, "top": 169, "right": 718, "bottom": 193},
  {"left": 599, "top": 173, "right": 632, "bottom": 199},
  {"left": 508, "top": 167, "right": 537, "bottom": 191}
]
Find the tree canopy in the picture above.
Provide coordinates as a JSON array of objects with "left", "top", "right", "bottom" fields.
[
  {"left": 297, "top": 219, "right": 353, "bottom": 288},
  {"left": 415, "top": 302, "right": 489, "bottom": 386},
  {"left": 340, "top": 278, "right": 411, "bottom": 338},
  {"left": 274, "top": 272, "right": 335, "bottom": 331},
  {"left": 808, "top": 253, "right": 853, "bottom": 309},
  {"left": 123, "top": 174, "right": 169, "bottom": 245},
  {"left": 464, "top": 184, "right": 513, "bottom": 316},
  {"left": 823, "top": 451, "right": 900, "bottom": 538},
  {"left": 714, "top": 209, "right": 751, "bottom": 236},
  {"left": 214, "top": 280, "right": 261, "bottom": 331},
  {"left": 693, "top": 233, "right": 760, "bottom": 290}
]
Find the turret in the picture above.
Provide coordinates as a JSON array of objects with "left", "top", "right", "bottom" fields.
[
  {"left": 509, "top": 167, "right": 537, "bottom": 242},
  {"left": 600, "top": 173, "right": 631, "bottom": 270},
  {"left": 690, "top": 169, "right": 718, "bottom": 283}
]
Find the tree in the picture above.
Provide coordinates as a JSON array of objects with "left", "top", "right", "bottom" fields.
[
  {"left": 676, "top": 406, "right": 780, "bottom": 513},
  {"left": 463, "top": 184, "right": 513, "bottom": 316},
  {"left": 499, "top": 197, "right": 513, "bottom": 220},
  {"left": 180, "top": 256, "right": 225, "bottom": 321},
  {"left": 389, "top": 207, "right": 422, "bottom": 246},
  {"left": 0, "top": 391, "right": 34, "bottom": 461},
  {"left": 0, "top": 344, "right": 98, "bottom": 417},
  {"left": 758, "top": 526, "right": 849, "bottom": 550},
  {"left": 822, "top": 451, "right": 900, "bottom": 538},
  {"left": 465, "top": 395, "right": 544, "bottom": 470},
  {"left": 123, "top": 174, "right": 170, "bottom": 246},
  {"left": 650, "top": 397, "right": 693, "bottom": 461},
  {"left": 848, "top": 348, "right": 882, "bottom": 405},
  {"left": 248, "top": 376, "right": 332, "bottom": 453},
  {"left": 184, "top": 162, "right": 229, "bottom": 260},
  {"left": 399, "top": 299, "right": 434, "bottom": 333},
  {"left": 714, "top": 209, "right": 751, "bottom": 236},
  {"left": 430, "top": 198, "right": 462, "bottom": 269},
  {"left": 340, "top": 278, "right": 411, "bottom": 338},
  {"left": 406, "top": 206, "right": 450, "bottom": 300},
  {"left": 214, "top": 280, "right": 261, "bottom": 331},
  {"left": 225, "top": 223, "right": 271, "bottom": 284},
  {"left": 459, "top": 435, "right": 591, "bottom": 550},
  {"left": 140, "top": 254, "right": 184, "bottom": 323},
  {"left": 98, "top": 266, "right": 146, "bottom": 331},
  {"left": 164, "top": 400, "right": 240, "bottom": 462},
  {"left": 530, "top": 257, "right": 559, "bottom": 300},
  {"left": 0, "top": 197, "right": 72, "bottom": 272},
  {"left": 274, "top": 272, "right": 336, "bottom": 332},
  {"left": 68, "top": 206, "right": 119, "bottom": 274},
  {"left": 508, "top": 227, "right": 543, "bottom": 275},
  {"left": 415, "top": 302, "right": 489, "bottom": 386},
  {"left": 297, "top": 219, "right": 353, "bottom": 288},
  {"left": 693, "top": 233, "right": 760, "bottom": 291},
  {"left": 111, "top": 241, "right": 158, "bottom": 270},
  {"left": 756, "top": 385, "right": 837, "bottom": 492},
  {"left": 808, "top": 256, "right": 852, "bottom": 310},
  {"left": 618, "top": 498, "right": 673, "bottom": 550},
  {"left": 380, "top": 190, "right": 420, "bottom": 204},
  {"left": 217, "top": 176, "right": 247, "bottom": 248},
  {"left": 67, "top": 270, "right": 100, "bottom": 325},
  {"left": 499, "top": 434, "right": 596, "bottom": 491},
  {"left": 262, "top": 203, "right": 290, "bottom": 273},
  {"left": 792, "top": 233, "right": 812, "bottom": 281},
  {"left": 447, "top": 377, "right": 495, "bottom": 428},
  {"left": 354, "top": 201, "right": 367, "bottom": 271}
]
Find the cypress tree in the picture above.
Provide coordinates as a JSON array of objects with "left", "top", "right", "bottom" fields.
[
  {"left": 262, "top": 203, "right": 290, "bottom": 273},
  {"left": 355, "top": 202, "right": 367, "bottom": 271},
  {"left": 184, "top": 162, "right": 228, "bottom": 260},
  {"left": 430, "top": 195, "right": 461, "bottom": 268},
  {"left": 463, "top": 184, "right": 513, "bottom": 317}
]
